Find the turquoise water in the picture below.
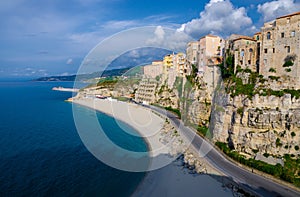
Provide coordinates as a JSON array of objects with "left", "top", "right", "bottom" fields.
[{"left": 0, "top": 81, "right": 147, "bottom": 196}]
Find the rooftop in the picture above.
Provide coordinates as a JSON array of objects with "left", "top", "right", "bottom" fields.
[{"left": 276, "top": 11, "right": 300, "bottom": 19}]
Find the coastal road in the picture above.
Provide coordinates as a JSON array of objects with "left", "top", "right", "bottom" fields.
[{"left": 147, "top": 105, "right": 300, "bottom": 197}]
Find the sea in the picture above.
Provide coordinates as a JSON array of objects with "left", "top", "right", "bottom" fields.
[{"left": 0, "top": 81, "right": 147, "bottom": 196}]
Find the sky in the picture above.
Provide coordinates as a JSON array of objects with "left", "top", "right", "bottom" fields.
[{"left": 0, "top": 0, "right": 299, "bottom": 78}]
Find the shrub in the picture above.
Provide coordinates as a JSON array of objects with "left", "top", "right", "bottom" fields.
[
  {"left": 237, "top": 107, "right": 244, "bottom": 116},
  {"left": 291, "top": 132, "right": 296, "bottom": 137},
  {"left": 285, "top": 68, "right": 292, "bottom": 72},
  {"left": 283, "top": 60, "right": 294, "bottom": 67},
  {"left": 263, "top": 153, "right": 270, "bottom": 158},
  {"left": 276, "top": 138, "right": 282, "bottom": 147},
  {"left": 269, "top": 76, "right": 280, "bottom": 81},
  {"left": 269, "top": 68, "right": 276, "bottom": 73},
  {"left": 252, "top": 149, "right": 259, "bottom": 154},
  {"left": 165, "top": 106, "right": 181, "bottom": 118},
  {"left": 295, "top": 146, "right": 299, "bottom": 151}
]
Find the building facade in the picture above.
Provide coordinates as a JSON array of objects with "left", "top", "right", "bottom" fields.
[
  {"left": 198, "top": 35, "right": 222, "bottom": 73},
  {"left": 186, "top": 41, "right": 199, "bottom": 71},
  {"left": 232, "top": 36, "right": 258, "bottom": 72},
  {"left": 143, "top": 61, "right": 164, "bottom": 79},
  {"left": 259, "top": 12, "right": 300, "bottom": 84},
  {"left": 135, "top": 78, "right": 157, "bottom": 104}
]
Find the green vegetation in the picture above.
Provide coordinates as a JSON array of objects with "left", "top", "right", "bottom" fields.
[
  {"left": 263, "top": 153, "right": 270, "bottom": 158},
  {"left": 174, "top": 77, "right": 183, "bottom": 98},
  {"left": 295, "top": 146, "right": 299, "bottom": 151},
  {"left": 283, "top": 60, "right": 294, "bottom": 67},
  {"left": 269, "top": 68, "right": 276, "bottom": 73},
  {"left": 197, "top": 126, "right": 212, "bottom": 139},
  {"left": 165, "top": 106, "right": 181, "bottom": 118},
  {"left": 229, "top": 75, "right": 256, "bottom": 99},
  {"left": 112, "top": 96, "right": 131, "bottom": 102},
  {"left": 257, "top": 88, "right": 300, "bottom": 98},
  {"left": 219, "top": 53, "right": 234, "bottom": 79},
  {"left": 185, "top": 64, "right": 198, "bottom": 87},
  {"left": 155, "top": 75, "right": 160, "bottom": 81},
  {"left": 291, "top": 132, "right": 296, "bottom": 137},
  {"left": 268, "top": 76, "right": 280, "bottom": 81},
  {"left": 216, "top": 142, "right": 300, "bottom": 187},
  {"left": 97, "top": 77, "right": 118, "bottom": 87},
  {"left": 276, "top": 138, "right": 283, "bottom": 147},
  {"left": 188, "top": 123, "right": 212, "bottom": 139},
  {"left": 252, "top": 149, "right": 259, "bottom": 154},
  {"left": 282, "top": 89, "right": 300, "bottom": 99},
  {"left": 285, "top": 68, "right": 292, "bottom": 72},
  {"left": 237, "top": 107, "right": 244, "bottom": 116}
]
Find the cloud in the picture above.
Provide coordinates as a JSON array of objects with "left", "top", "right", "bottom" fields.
[
  {"left": 101, "top": 20, "right": 139, "bottom": 30},
  {"left": 179, "top": 0, "right": 256, "bottom": 38},
  {"left": 257, "top": 0, "right": 300, "bottom": 22},
  {"left": 146, "top": 26, "right": 192, "bottom": 52},
  {"left": 66, "top": 58, "right": 73, "bottom": 65},
  {"left": 128, "top": 50, "right": 140, "bottom": 58}
]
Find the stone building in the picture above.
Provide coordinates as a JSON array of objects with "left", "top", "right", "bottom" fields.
[
  {"left": 143, "top": 61, "right": 163, "bottom": 79},
  {"left": 186, "top": 41, "right": 199, "bottom": 72},
  {"left": 232, "top": 36, "right": 258, "bottom": 72},
  {"left": 198, "top": 35, "right": 222, "bottom": 74},
  {"left": 175, "top": 52, "right": 188, "bottom": 76},
  {"left": 222, "top": 11, "right": 300, "bottom": 88},
  {"left": 197, "top": 35, "right": 222, "bottom": 96},
  {"left": 259, "top": 11, "right": 300, "bottom": 86}
]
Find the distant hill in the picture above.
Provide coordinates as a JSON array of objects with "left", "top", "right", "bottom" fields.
[
  {"left": 35, "top": 47, "right": 171, "bottom": 81},
  {"left": 35, "top": 67, "right": 133, "bottom": 81}
]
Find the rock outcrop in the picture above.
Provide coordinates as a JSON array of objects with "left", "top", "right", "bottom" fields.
[{"left": 212, "top": 91, "right": 300, "bottom": 160}]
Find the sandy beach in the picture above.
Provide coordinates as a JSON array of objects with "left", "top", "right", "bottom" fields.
[
  {"left": 71, "top": 97, "right": 238, "bottom": 196},
  {"left": 72, "top": 97, "right": 181, "bottom": 171}
]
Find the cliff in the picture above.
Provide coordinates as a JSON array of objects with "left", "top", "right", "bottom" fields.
[{"left": 211, "top": 68, "right": 300, "bottom": 161}]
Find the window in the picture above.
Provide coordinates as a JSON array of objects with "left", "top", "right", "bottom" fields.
[
  {"left": 287, "top": 46, "right": 291, "bottom": 53},
  {"left": 287, "top": 18, "right": 290, "bottom": 24},
  {"left": 291, "top": 31, "right": 295, "bottom": 37},
  {"left": 256, "top": 35, "right": 259, "bottom": 40},
  {"left": 241, "top": 49, "right": 245, "bottom": 57},
  {"left": 281, "top": 32, "right": 285, "bottom": 38},
  {"left": 248, "top": 60, "right": 251, "bottom": 65},
  {"left": 249, "top": 48, "right": 253, "bottom": 53},
  {"left": 264, "top": 49, "right": 268, "bottom": 53},
  {"left": 273, "top": 48, "right": 275, "bottom": 53},
  {"left": 267, "top": 32, "right": 271, "bottom": 40}
]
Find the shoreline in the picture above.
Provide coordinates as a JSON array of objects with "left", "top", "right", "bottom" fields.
[
  {"left": 72, "top": 99, "right": 153, "bottom": 155},
  {"left": 71, "top": 97, "right": 174, "bottom": 164},
  {"left": 70, "top": 97, "right": 235, "bottom": 195}
]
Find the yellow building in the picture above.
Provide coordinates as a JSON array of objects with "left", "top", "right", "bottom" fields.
[{"left": 163, "top": 54, "right": 174, "bottom": 69}]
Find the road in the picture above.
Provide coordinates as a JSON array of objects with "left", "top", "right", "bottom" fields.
[{"left": 147, "top": 105, "right": 300, "bottom": 197}]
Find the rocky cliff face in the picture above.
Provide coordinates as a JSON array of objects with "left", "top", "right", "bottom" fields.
[{"left": 212, "top": 92, "right": 300, "bottom": 159}]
